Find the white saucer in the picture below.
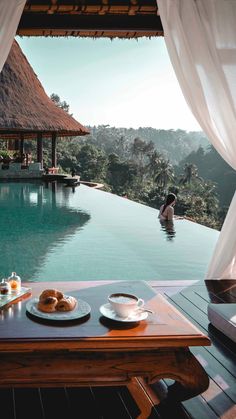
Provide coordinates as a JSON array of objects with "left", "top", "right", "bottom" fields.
[{"left": 99, "top": 303, "right": 148, "bottom": 322}]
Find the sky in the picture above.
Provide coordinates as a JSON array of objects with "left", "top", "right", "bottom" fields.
[{"left": 16, "top": 36, "right": 201, "bottom": 132}]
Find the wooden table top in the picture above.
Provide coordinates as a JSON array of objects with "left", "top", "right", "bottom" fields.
[{"left": 0, "top": 280, "right": 210, "bottom": 351}]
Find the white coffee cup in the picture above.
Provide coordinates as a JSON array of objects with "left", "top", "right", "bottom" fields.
[{"left": 108, "top": 292, "right": 144, "bottom": 318}]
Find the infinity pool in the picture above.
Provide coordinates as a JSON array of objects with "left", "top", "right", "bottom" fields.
[{"left": 0, "top": 182, "right": 219, "bottom": 282}]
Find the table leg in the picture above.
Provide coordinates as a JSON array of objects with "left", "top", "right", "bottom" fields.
[
  {"left": 151, "top": 348, "right": 209, "bottom": 402},
  {"left": 128, "top": 349, "right": 209, "bottom": 418},
  {"left": 127, "top": 377, "right": 161, "bottom": 419}
]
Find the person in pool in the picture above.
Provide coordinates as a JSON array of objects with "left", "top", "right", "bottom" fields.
[{"left": 158, "top": 193, "right": 177, "bottom": 221}]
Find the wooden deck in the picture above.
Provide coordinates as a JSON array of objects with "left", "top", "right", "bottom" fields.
[{"left": 1, "top": 280, "right": 236, "bottom": 419}]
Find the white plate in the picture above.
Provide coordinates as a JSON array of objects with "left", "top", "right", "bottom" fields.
[
  {"left": 99, "top": 303, "right": 148, "bottom": 322},
  {"left": 26, "top": 297, "right": 91, "bottom": 321}
]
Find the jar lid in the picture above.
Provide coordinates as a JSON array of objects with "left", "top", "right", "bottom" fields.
[
  {"left": 9, "top": 272, "right": 21, "bottom": 280},
  {"left": 0, "top": 279, "right": 10, "bottom": 287}
]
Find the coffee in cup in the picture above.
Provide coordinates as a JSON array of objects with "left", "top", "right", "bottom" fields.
[{"left": 108, "top": 292, "right": 144, "bottom": 318}]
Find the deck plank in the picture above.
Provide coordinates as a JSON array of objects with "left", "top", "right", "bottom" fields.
[
  {"left": 192, "top": 347, "right": 236, "bottom": 402},
  {"left": 182, "top": 290, "right": 209, "bottom": 314},
  {"left": 0, "top": 388, "right": 15, "bottom": 419},
  {"left": 182, "top": 394, "right": 219, "bottom": 419},
  {"left": 14, "top": 388, "right": 44, "bottom": 419},
  {"left": 200, "top": 379, "right": 236, "bottom": 419},
  {"left": 40, "top": 388, "right": 70, "bottom": 419},
  {"left": 92, "top": 386, "right": 134, "bottom": 419},
  {"left": 118, "top": 386, "right": 142, "bottom": 418},
  {"left": 67, "top": 387, "right": 104, "bottom": 419}
]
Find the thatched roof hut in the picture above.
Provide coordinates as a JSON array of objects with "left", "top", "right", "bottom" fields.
[
  {"left": 0, "top": 40, "right": 89, "bottom": 169},
  {"left": 18, "top": 0, "right": 163, "bottom": 39},
  {"left": 0, "top": 40, "right": 89, "bottom": 139}
]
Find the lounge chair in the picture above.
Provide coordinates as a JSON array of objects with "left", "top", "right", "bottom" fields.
[{"left": 208, "top": 303, "right": 236, "bottom": 343}]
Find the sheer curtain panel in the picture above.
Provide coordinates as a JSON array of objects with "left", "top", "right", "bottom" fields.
[
  {"left": 0, "top": 0, "right": 26, "bottom": 72},
  {"left": 157, "top": 0, "right": 236, "bottom": 279}
]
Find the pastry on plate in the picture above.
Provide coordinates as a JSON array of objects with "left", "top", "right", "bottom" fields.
[
  {"left": 56, "top": 296, "right": 77, "bottom": 312},
  {"left": 39, "top": 289, "right": 64, "bottom": 302},
  {"left": 37, "top": 296, "right": 58, "bottom": 313}
]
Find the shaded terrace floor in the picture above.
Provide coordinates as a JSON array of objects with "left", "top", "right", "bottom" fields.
[{"left": 1, "top": 279, "right": 236, "bottom": 419}]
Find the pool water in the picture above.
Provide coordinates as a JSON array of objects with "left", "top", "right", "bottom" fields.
[{"left": 0, "top": 182, "right": 219, "bottom": 282}]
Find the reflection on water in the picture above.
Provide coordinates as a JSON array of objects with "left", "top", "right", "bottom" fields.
[
  {"left": 0, "top": 181, "right": 220, "bottom": 282},
  {"left": 160, "top": 220, "right": 176, "bottom": 241},
  {"left": 0, "top": 181, "right": 90, "bottom": 279}
]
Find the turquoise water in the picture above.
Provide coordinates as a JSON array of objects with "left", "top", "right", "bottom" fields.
[{"left": 0, "top": 182, "right": 219, "bottom": 282}]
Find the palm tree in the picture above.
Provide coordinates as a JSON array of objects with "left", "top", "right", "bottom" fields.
[
  {"left": 146, "top": 150, "right": 163, "bottom": 179},
  {"left": 179, "top": 163, "right": 202, "bottom": 185},
  {"left": 155, "top": 159, "right": 175, "bottom": 189},
  {"left": 200, "top": 182, "right": 219, "bottom": 215}
]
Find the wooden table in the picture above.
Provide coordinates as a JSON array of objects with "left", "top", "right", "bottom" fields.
[{"left": 0, "top": 280, "right": 210, "bottom": 417}]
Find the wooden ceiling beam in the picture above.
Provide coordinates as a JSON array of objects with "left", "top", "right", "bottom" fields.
[
  {"left": 18, "top": 13, "right": 163, "bottom": 34},
  {"left": 23, "top": 5, "right": 156, "bottom": 14}
]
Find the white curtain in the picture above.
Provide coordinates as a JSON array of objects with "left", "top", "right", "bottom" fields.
[
  {"left": 157, "top": 0, "right": 236, "bottom": 279},
  {"left": 0, "top": 0, "right": 26, "bottom": 72}
]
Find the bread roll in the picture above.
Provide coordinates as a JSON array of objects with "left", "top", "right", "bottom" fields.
[
  {"left": 56, "top": 296, "right": 77, "bottom": 312},
  {"left": 37, "top": 296, "right": 58, "bottom": 313},
  {"left": 39, "top": 289, "right": 64, "bottom": 302}
]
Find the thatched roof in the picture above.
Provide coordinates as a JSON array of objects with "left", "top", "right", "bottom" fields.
[
  {"left": 0, "top": 40, "right": 89, "bottom": 139},
  {"left": 17, "top": 0, "right": 163, "bottom": 39}
]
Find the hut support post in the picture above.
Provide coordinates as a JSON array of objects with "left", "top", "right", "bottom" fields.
[
  {"left": 20, "top": 134, "right": 24, "bottom": 159},
  {"left": 51, "top": 133, "right": 57, "bottom": 168},
  {"left": 14, "top": 139, "right": 20, "bottom": 151},
  {"left": 37, "top": 132, "right": 43, "bottom": 169}
]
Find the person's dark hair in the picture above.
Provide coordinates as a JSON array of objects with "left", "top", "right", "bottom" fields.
[{"left": 161, "top": 193, "right": 177, "bottom": 214}]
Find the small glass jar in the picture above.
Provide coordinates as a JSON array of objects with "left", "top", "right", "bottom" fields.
[
  {"left": 8, "top": 272, "right": 21, "bottom": 293},
  {"left": 0, "top": 279, "right": 11, "bottom": 295}
]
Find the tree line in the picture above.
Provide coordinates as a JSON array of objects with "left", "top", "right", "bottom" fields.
[{"left": 53, "top": 132, "right": 224, "bottom": 229}]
